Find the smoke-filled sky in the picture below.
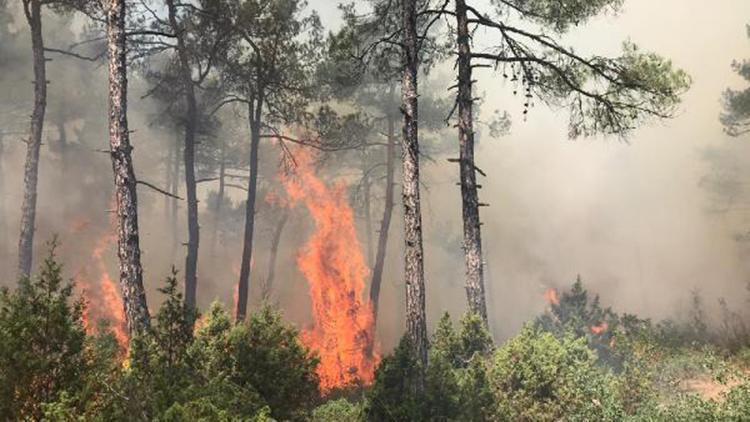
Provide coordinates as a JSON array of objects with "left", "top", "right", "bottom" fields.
[
  {"left": 415, "top": 0, "right": 750, "bottom": 337},
  {"left": 1, "top": 0, "right": 750, "bottom": 348}
]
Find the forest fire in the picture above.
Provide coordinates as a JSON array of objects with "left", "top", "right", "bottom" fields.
[
  {"left": 280, "top": 149, "right": 379, "bottom": 391},
  {"left": 544, "top": 287, "right": 560, "bottom": 306},
  {"left": 591, "top": 321, "right": 609, "bottom": 335},
  {"left": 76, "top": 231, "right": 128, "bottom": 350}
]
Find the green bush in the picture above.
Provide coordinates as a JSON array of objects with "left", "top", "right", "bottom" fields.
[
  {"left": 489, "top": 326, "right": 624, "bottom": 421},
  {"left": 366, "top": 312, "right": 495, "bottom": 421},
  {"left": 311, "top": 398, "right": 364, "bottom": 422},
  {"left": 0, "top": 244, "right": 87, "bottom": 420}
]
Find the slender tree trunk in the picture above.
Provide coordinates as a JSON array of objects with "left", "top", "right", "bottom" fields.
[
  {"left": 456, "top": 0, "right": 488, "bottom": 324},
  {"left": 170, "top": 131, "right": 180, "bottom": 262},
  {"left": 264, "top": 208, "right": 288, "bottom": 298},
  {"left": 17, "top": 0, "right": 46, "bottom": 278},
  {"left": 369, "top": 103, "right": 397, "bottom": 331},
  {"left": 164, "top": 134, "right": 173, "bottom": 221},
  {"left": 401, "top": 0, "right": 428, "bottom": 371},
  {"left": 0, "top": 133, "right": 5, "bottom": 262},
  {"left": 57, "top": 119, "right": 69, "bottom": 221},
  {"left": 236, "top": 97, "right": 262, "bottom": 322},
  {"left": 211, "top": 143, "right": 226, "bottom": 255},
  {"left": 166, "top": 0, "right": 199, "bottom": 310},
  {"left": 105, "top": 0, "right": 151, "bottom": 335},
  {"left": 362, "top": 169, "right": 373, "bottom": 265}
]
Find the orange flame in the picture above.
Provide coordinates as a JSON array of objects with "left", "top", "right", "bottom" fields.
[
  {"left": 590, "top": 321, "right": 609, "bottom": 335},
  {"left": 280, "top": 148, "right": 379, "bottom": 391},
  {"left": 74, "top": 215, "right": 128, "bottom": 350},
  {"left": 544, "top": 288, "right": 560, "bottom": 306}
]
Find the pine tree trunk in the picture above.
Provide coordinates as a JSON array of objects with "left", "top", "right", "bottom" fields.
[
  {"left": 401, "top": 0, "right": 428, "bottom": 371},
  {"left": 17, "top": 0, "right": 46, "bottom": 278},
  {"left": 369, "top": 103, "right": 397, "bottom": 332},
  {"left": 105, "top": 0, "right": 151, "bottom": 335},
  {"left": 170, "top": 132, "right": 180, "bottom": 262},
  {"left": 456, "top": 0, "right": 488, "bottom": 325},
  {"left": 166, "top": 0, "right": 199, "bottom": 310},
  {"left": 362, "top": 170, "right": 373, "bottom": 265},
  {"left": 57, "top": 120, "right": 69, "bottom": 221},
  {"left": 164, "top": 134, "right": 173, "bottom": 221},
  {"left": 236, "top": 97, "right": 262, "bottom": 322},
  {"left": 264, "top": 209, "right": 288, "bottom": 298},
  {"left": 211, "top": 143, "right": 226, "bottom": 255},
  {"left": 0, "top": 133, "right": 6, "bottom": 262}
]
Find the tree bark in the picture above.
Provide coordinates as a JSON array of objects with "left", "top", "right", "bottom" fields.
[
  {"left": 264, "top": 208, "right": 288, "bottom": 298},
  {"left": 211, "top": 142, "right": 226, "bottom": 255},
  {"left": 164, "top": 133, "right": 173, "bottom": 221},
  {"left": 56, "top": 119, "right": 69, "bottom": 221},
  {"left": 105, "top": 0, "right": 151, "bottom": 335},
  {"left": 401, "top": 0, "right": 428, "bottom": 371},
  {"left": 456, "top": 0, "right": 488, "bottom": 325},
  {"left": 170, "top": 131, "right": 180, "bottom": 262},
  {"left": 17, "top": 0, "right": 46, "bottom": 278},
  {"left": 0, "top": 133, "right": 5, "bottom": 261},
  {"left": 236, "top": 97, "right": 262, "bottom": 322},
  {"left": 369, "top": 100, "right": 397, "bottom": 332},
  {"left": 166, "top": 0, "right": 199, "bottom": 310},
  {"left": 362, "top": 169, "right": 373, "bottom": 265}
]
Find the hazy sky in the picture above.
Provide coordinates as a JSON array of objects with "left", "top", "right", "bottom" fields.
[{"left": 460, "top": 0, "right": 750, "bottom": 332}]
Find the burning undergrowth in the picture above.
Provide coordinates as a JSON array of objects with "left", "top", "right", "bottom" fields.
[{"left": 279, "top": 148, "right": 379, "bottom": 392}]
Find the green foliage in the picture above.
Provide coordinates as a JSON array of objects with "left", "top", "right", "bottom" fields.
[
  {"left": 38, "top": 270, "right": 318, "bottom": 421},
  {"left": 0, "top": 243, "right": 87, "bottom": 420},
  {"left": 227, "top": 304, "right": 320, "bottom": 421},
  {"left": 722, "top": 25, "right": 750, "bottom": 136},
  {"left": 366, "top": 312, "right": 495, "bottom": 421},
  {"left": 311, "top": 398, "right": 364, "bottom": 422},
  {"left": 535, "top": 276, "right": 624, "bottom": 367},
  {"left": 629, "top": 382, "right": 750, "bottom": 421},
  {"left": 11, "top": 249, "right": 750, "bottom": 421},
  {"left": 365, "top": 336, "right": 424, "bottom": 421},
  {"left": 490, "top": 326, "right": 624, "bottom": 421},
  {"left": 493, "top": 0, "right": 624, "bottom": 33}
]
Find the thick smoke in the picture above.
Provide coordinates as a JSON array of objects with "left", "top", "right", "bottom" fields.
[{"left": 1, "top": 0, "right": 750, "bottom": 352}]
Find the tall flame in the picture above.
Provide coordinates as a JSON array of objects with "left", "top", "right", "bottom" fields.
[
  {"left": 74, "top": 218, "right": 128, "bottom": 350},
  {"left": 280, "top": 149, "right": 379, "bottom": 391}
]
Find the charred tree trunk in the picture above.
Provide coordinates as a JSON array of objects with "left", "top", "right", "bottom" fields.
[
  {"left": 369, "top": 103, "right": 397, "bottom": 331},
  {"left": 401, "top": 0, "right": 428, "bottom": 371},
  {"left": 167, "top": 0, "right": 199, "bottom": 310},
  {"left": 211, "top": 142, "right": 226, "bottom": 255},
  {"left": 264, "top": 208, "right": 288, "bottom": 298},
  {"left": 170, "top": 132, "right": 180, "bottom": 262},
  {"left": 0, "top": 133, "right": 5, "bottom": 260},
  {"left": 56, "top": 119, "right": 69, "bottom": 221},
  {"left": 236, "top": 96, "right": 263, "bottom": 322},
  {"left": 164, "top": 134, "right": 173, "bottom": 220},
  {"left": 456, "top": 0, "right": 488, "bottom": 325},
  {"left": 362, "top": 169, "right": 373, "bottom": 265},
  {"left": 105, "top": 0, "right": 151, "bottom": 335},
  {"left": 17, "top": 0, "right": 46, "bottom": 278}
]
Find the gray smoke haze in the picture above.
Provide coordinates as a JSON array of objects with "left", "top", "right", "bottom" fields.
[{"left": 1, "top": 0, "right": 750, "bottom": 350}]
